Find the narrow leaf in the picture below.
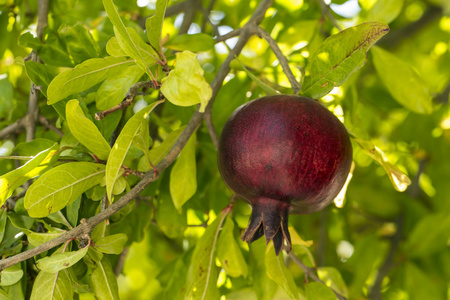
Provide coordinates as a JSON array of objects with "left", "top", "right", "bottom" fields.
[
  {"left": 161, "top": 51, "right": 212, "bottom": 112},
  {"left": 372, "top": 46, "right": 433, "bottom": 114},
  {"left": 137, "top": 126, "right": 185, "bottom": 172},
  {"left": 103, "top": 0, "right": 155, "bottom": 77},
  {"left": 145, "top": 0, "right": 169, "bottom": 54},
  {"left": 66, "top": 99, "right": 111, "bottom": 160},
  {"left": 96, "top": 65, "right": 144, "bottom": 110},
  {"left": 36, "top": 246, "right": 89, "bottom": 273},
  {"left": 94, "top": 234, "right": 128, "bottom": 254},
  {"left": 24, "top": 162, "right": 106, "bottom": 218},
  {"left": 302, "top": 22, "right": 389, "bottom": 98},
  {"left": 91, "top": 258, "right": 119, "bottom": 300},
  {"left": 0, "top": 144, "right": 58, "bottom": 206},
  {"left": 47, "top": 56, "right": 134, "bottom": 104},
  {"left": 0, "top": 264, "right": 23, "bottom": 286},
  {"left": 165, "top": 33, "right": 215, "bottom": 52},
  {"left": 106, "top": 100, "right": 163, "bottom": 200},
  {"left": 216, "top": 216, "right": 248, "bottom": 278},
  {"left": 185, "top": 214, "right": 223, "bottom": 300},
  {"left": 265, "top": 244, "right": 300, "bottom": 300},
  {"left": 353, "top": 137, "right": 411, "bottom": 192},
  {"left": 30, "top": 270, "right": 73, "bottom": 300},
  {"left": 234, "top": 58, "right": 280, "bottom": 95},
  {"left": 169, "top": 133, "right": 197, "bottom": 210}
]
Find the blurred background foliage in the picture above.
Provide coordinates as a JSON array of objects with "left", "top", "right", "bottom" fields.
[{"left": 0, "top": 0, "right": 449, "bottom": 299}]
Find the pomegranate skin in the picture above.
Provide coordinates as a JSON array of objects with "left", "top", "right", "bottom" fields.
[{"left": 218, "top": 95, "right": 352, "bottom": 254}]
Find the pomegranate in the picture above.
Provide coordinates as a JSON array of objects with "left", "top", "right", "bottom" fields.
[{"left": 218, "top": 95, "right": 352, "bottom": 255}]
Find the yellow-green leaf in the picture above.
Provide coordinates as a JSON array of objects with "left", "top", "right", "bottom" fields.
[
  {"left": 169, "top": 133, "right": 197, "bottom": 210},
  {"left": 161, "top": 51, "right": 212, "bottom": 112},
  {"left": 24, "top": 162, "right": 106, "bottom": 218},
  {"left": 30, "top": 269, "right": 73, "bottom": 300},
  {"left": 36, "top": 246, "right": 89, "bottom": 273},
  {"left": 94, "top": 233, "right": 128, "bottom": 254},
  {"left": 66, "top": 99, "right": 111, "bottom": 160},
  {"left": 145, "top": 0, "right": 168, "bottom": 54}
]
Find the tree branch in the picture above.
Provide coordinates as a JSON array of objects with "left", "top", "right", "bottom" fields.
[
  {"left": 288, "top": 251, "right": 347, "bottom": 300},
  {"left": 0, "top": 0, "right": 275, "bottom": 272},
  {"left": 317, "top": 0, "right": 342, "bottom": 31},
  {"left": 256, "top": 26, "right": 301, "bottom": 94}
]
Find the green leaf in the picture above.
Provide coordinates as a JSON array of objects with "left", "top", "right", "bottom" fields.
[
  {"left": 27, "top": 230, "right": 65, "bottom": 247},
  {"left": 169, "top": 133, "right": 197, "bottom": 210},
  {"left": 94, "top": 233, "right": 128, "bottom": 254},
  {"left": 0, "top": 289, "right": 10, "bottom": 300},
  {"left": 66, "top": 99, "right": 111, "bottom": 160},
  {"left": 216, "top": 216, "right": 248, "bottom": 278},
  {"left": 233, "top": 58, "right": 280, "bottom": 95},
  {"left": 155, "top": 192, "right": 187, "bottom": 239},
  {"left": 249, "top": 239, "right": 278, "bottom": 300},
  {"left": 14, "top": 139, "right": 57, "bottom": 156},
  {"left": 165, "top": 33, "right": 215, "bottom": 52},
  {"left": 36, "top": 246, "right": 89, "bottom": 273},
  {"left": 304, "top": 282, "right": 336, "bottom": 300},
  {"left": 365, "top": 0, "right": 404, "bottom": 24},
  {"left": 58, "top": 23, "right": 100, "bottom": 64},
  {"left": 353, "top": 137, "right": 411, "bottom": 192},
  {"left": 371, "top": 46, "right": 433, "bottom": 114},
  {"left": 91, "top": 258, "right": 119, "bottom": 300},
  {"left": 0, "top": 208, "right": 6, "bottom": 244},
  {"left": 47, "top": 56, "right": 134, "bottom": 104},
  {"left": 96, "top": 65, "right": 144, "bottom": 110},
  {"left": 103, "top": 0, "right": 156, "bottom": 77},
  {"left": 30, "top": 270, "right": 73, "bottom": 300},
  {"left": 0, "top": 144, "right": 58, "bottom": 206},
  {"left": 265, "top": 244, "right": 299, "bottom": 300},
  {"left": 0, "top": 264, "right": 23, "bottom": 286},
  {"left": 317, "top": 267, "right": 348, "bottom": 298},
  {"left": 106, "top": 100, "right": 163, "bottom": 200},
  {"left": 406, "top": 213, "right": 450, "bottom": 257},
  {"left": 137, "top": 126, "right": 185, "bottom": 172},
  {"left": 105, "top": 37, "right": 127, "bottom": 57},
  {"left": 132, "top": 118, "right": 153, "bottom": 163},
  {"left": 161, "top": 51, "right": 212, "bottom": 112},
  {"left": 185, "top": 214, "right": 223, "bottom": 300},
  {"left": 23, "top": 61, "right": 59, "bottom": 97},
  {"left": 24, "top": 162, "right": 106, "bottom": 218},
  {"left": 405, "top": 262, "right": 442, "bottom": 300},
  {"left": 145, "top": 0, "right": 168, "bottom": 54},
  {"left": 302, "top": 22, "right": 389, "bottom": 98},
  {"left": 0, "top": 74, "right": 14, "bottom": 120}
]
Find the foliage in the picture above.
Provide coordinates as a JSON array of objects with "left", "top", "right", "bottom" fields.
[{"left": 0, "top": 0, "right": 449, "bottom": 299}]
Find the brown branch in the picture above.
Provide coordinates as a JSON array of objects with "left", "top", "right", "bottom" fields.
[
  {"left": 256, "top": 26, "right": 301, "bottom": 94},
  {"left": 368, "top": 216, "right": 403, "bottom": 300},
  {"left": 0, "top": 0, "right": 274, "bottom": 272},
  {"left": 0, "top": 119, "right": 26, "bottom": 139},
  {"left": 178, "top": 0, "right": 202, "bottom": 35},
  {"left": 215, "top": 28, "right": 242, "bottom": 43},
  {"left": 114, "top": 247, "right": 129, "bottom": 276},
  {"left": 201, "top": 0, "right": 217, "bottom": 31},
  {"left": 317, "top": 0, "right": 342, "bottom": 31},
  {"left": 38, "top": 115, "right": 64, "bottom": 137},
  {"left": 95, "top": 81, "right": 157, "bottom": 120},
  {"left": 165, "top": 1, "right": 187, "bottom": 17},
  {"left": 288, "top": 251, "right": 347, "bottom": 300}
]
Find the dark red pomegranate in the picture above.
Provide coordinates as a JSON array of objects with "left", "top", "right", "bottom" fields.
[{"left": 218, "top": 95, "right": 352, "bottom": 255}]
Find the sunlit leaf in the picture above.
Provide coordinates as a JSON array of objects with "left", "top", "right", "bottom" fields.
[
  {"left": 160, "top": 51, "right": 212, "bottom": 112},
  {"left": 165, "top": 33, "right": 215, "bottom": 52},
  {"left": 302, "top": 22, "right": 389, "bottom": 98},
  {"left": 94, "top": 233, "right": 128, "bottom": 254},
  {"left": 27, "top": 229, "right": 65, "bottom": 247},
  {"left": 169, "top": 133, "right": 197, "bottom": 210},
  {"left": 0, "top": 144, "right": 58, "bottom": 206},
  {"left": 304, "top": 282, "right": 336, "bottom": 300},
  {"left": 30, "top": 270, "right": 73, "bottom": 300},
  {"left": 66, "top": 99, "right": 111, "bottom": 160},
  {"left": 0, "top": 264, "right": 23, "bottom": 286},
  {"left": 317, "top": 267, "right": 348, "bottom": 298},
  {"left": 265, "top": 244, "right": 299, "bottom": 300},
  {"left": 36, "top": 246, "right": 89, "bottom": 273},
  {"left": 353, "top": 137, "right": 410, "bottom": 191},
  {"left": 145, "top": 0, "right": 168, "bottom": 55},
  {"left": 58, "top": 23, "right": 100, "bottom": 64},
  {"left": 24, "top": 162, "right": 106, "bottom": 218},
  {"left": 47, "top": 56, "right": 134, "bottom": 104},
  {"left": 106, "top": 100, "right": 163, "bottom": 200},
  {"left": 91, "top": 258, "right": 119, "bottom": 300},
  {"left": 372, "top": 46, "right": 433, "bottom": 114},
  {"left": 216, "top": 216, "right": 248, "bottom": 278}
]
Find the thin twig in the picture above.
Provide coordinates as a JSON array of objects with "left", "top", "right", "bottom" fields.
[
  {"left": 0, "top": 119, "right": 26, "bottom": 139},
  {"left": 256, "top": 26, "right": 301, "bottom": 93},
  {"left": 114, "top": 247, "right": 129, "bottom": 276},
  {"left": 317, "top": 0, "right": 342, "bottom": 31},
  {"left": 178, "top": 0, "right": 201, "bottom": 34},
  {"left": 201, "top": 0, "right": 217, "bottom": 31},
  {"left": 0, "top": 0, "right": 274, "bottom": 272},
  {"left": 95, "top": 81, "right": 157, "bottom": 120},
  {"left": 288, "top": 251, "right": 347, "bottom": 300},
  {"left": 215, "top": 28, "right": 242, "bottom": 43},
  {"left": 38, "top": 115, "right": 64, "bottom": 137}
]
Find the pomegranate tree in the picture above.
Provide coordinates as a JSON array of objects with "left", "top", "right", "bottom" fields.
[{"left": 218, "top": 95, "right": 352, "bottom": 254}]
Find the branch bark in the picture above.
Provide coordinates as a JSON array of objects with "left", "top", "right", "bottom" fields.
[{"left": 0, "top": 0, "right": 274, "bottom": 272}]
